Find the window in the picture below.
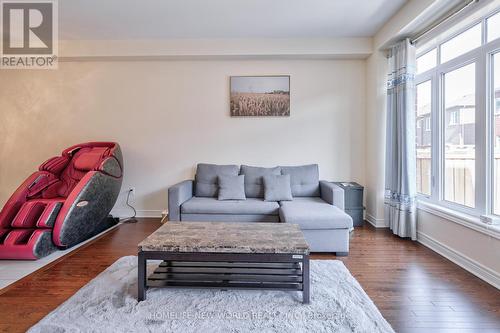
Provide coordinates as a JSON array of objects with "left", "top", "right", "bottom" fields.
[
  {"left": 416, "top": 80, "right": 432, "bottom": 196},
  {"left": 424, "top": 117, "right": 431, "bottom": 131},
  {"left": 494, "top": 53, "right": 500, "bottom": 214},
  {"left": 415, "top": 9, "right": 500, "bottom": 218},
  {"left": 417, "top": 49, "right": 437, "bottom": 74},
  {"left": 487, "top": 11, "right": 500, "bottom": 42},
  {"left": 443, "top": 63, "right": 476, "bottom": 207},
  {"left": 449, "top": 110, "right": 459, "bottom": 125},
  {"left": 440, "top": 24, "right": 481, "bottom": 63}
]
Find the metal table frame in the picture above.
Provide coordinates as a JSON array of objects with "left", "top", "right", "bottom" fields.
[{"left": 138, "top": 251, "right": 310, "bottom": 304}]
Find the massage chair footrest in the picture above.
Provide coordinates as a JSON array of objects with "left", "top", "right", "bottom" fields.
[{"left": 0, "top": 229, "right": 58, "bottom": 260}]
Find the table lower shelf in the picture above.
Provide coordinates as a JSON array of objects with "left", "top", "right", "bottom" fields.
[
  {"left": 137, "top": 252, "right": 310, "bottom": 303},
  {"left": 147, "top": 260, "right": 303, "bottom": 290}
]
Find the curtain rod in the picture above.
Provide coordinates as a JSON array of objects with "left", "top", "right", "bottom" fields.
[{"left": 411, "top": 0, "right": 479, "bottom": 44}]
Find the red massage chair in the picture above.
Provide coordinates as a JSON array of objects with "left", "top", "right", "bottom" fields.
[{"left": 0, "top": 142, "right": 123, "bottom": 260}]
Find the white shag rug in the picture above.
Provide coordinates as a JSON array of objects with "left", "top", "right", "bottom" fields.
[{"left": 29, "top": 256, "right": 394, "bottom": 333}]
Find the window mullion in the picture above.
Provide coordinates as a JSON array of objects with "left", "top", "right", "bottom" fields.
[
  {"left": 486, "top": 51, "right": 497, "bottom": 215},
  {"left": 433, "top": 43, "right": 442, "bottom": 203},
  {"left": 476, "top": 55, "right": 488, "bottom": 214},
  {"left": 431, "top": 70, "right": 441, "bottom": 202}
]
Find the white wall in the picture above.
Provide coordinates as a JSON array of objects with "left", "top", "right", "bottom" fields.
[
  {"left": 417, "top": 210, "right": 500, "bottom": 288},
  {"left": 364, "top": 51, "right": 388, "bottom": 226},
  {"left": 0, "top": 59, "right": 366, "bottom": 216}
]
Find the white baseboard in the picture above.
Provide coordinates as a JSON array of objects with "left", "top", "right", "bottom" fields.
[
  {"left": 366, "top": 213, "right": 387, "bottom": 228},
  {"left": 417, "top": 231, "right": 500, "bottom": 290},
  {"left": 110, "top": 209, "right": 162, "bottom": 219}
]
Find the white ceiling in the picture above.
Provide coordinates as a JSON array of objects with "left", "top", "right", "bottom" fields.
[{"left": 59, "top": 0, "right": 407, "bottom": 40}]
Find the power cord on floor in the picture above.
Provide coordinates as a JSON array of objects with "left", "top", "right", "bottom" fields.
[{"left": 122, "top": 189, "right": 138, "bottom": 223}]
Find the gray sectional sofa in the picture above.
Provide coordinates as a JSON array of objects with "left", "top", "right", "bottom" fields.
[{"left": 168, "top": 164, "right": 353, "bottom": 254}]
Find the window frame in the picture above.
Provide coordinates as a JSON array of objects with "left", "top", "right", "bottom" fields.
[{"left": 415, "top": 11, "right": 500, "bottom": 218}]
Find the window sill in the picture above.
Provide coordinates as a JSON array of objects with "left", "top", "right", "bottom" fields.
[{"left": 417, "top": 200, "right": 500, "bottom": 240}]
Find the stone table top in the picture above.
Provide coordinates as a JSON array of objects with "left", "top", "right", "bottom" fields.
[{"left": 138, "top": 222, "right": 309, "bottom": 254}]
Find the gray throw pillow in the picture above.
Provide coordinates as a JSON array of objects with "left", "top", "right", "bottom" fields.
[
  {"left": 263, "top": 174, "right": 293, "bottom": 202},
  {"left": 218, "top": 175, "right": 246, "bottom": 201},
  {"left": 240, "top": 165, "right": 281, "bottom": 198},
  {"left": 195, "top": 163, "right": 240, "bottom": 197}
]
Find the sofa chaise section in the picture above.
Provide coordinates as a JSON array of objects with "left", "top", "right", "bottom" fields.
[
  {"left": 279, "top": 197, "right": 352, "bottom": 230},
  {"left": 279, "top": 196, "right": 352, "bottom": 254}
]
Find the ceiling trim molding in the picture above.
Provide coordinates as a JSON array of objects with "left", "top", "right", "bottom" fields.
[
  {"left": 58, "top": 54, "right": 370, "bottom": 62},
  {"left": 58, "top": 38, "right": 373, "bottom": 60}
]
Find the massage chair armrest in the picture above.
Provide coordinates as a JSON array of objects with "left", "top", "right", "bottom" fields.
[
  {"left": 53, "top": 171, "right": 122, "bottom": 248},
  {"left": 320, "top": 181, "right": 345, "bottom": 210},
  {"left": 168, "top": 180, "right": 194, "bottom": 221}
]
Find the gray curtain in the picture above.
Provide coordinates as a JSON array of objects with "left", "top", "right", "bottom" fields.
[{"left": 385, "top": 39, "right": 417, "bottom": 240}]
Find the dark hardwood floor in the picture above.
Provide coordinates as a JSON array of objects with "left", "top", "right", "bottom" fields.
[{"left": 0, "top": 219, "right": 499, "bottom": 333}]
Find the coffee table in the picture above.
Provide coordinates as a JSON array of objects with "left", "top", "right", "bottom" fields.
[{"left": 137, "top": 222, "right": 310, "bottom": 303}]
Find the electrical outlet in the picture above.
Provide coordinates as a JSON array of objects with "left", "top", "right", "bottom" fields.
[{"left": 129, "top": 187, "right": 136, "bottom": 195}]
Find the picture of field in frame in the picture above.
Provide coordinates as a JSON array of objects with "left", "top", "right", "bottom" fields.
[{"left": 230, "top": 76, "right": 290, "bottom": 116}]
